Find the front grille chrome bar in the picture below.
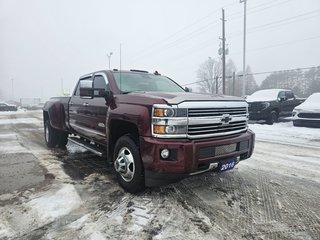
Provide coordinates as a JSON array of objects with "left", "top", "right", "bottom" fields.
[{"left": 183, "top": 101, "right": 248, "bottom": 139}]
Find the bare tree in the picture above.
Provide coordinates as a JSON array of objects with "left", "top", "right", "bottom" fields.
[
  {"left": 196, "top": 57, "right": 222, "bottom": 94},
  {"left": 245, "top": 66, "right": 259, "bottom": 95},
  {"left": 225, "top": 59, "right": 237, "bottom": 95}
]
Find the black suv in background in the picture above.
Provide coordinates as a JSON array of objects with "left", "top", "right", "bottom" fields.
[
  {"left": 246, "top": 89, "right": 304, "bottom": 125},
  {"left": 0, "top": 102, "right": 17, "bottom": 111}
]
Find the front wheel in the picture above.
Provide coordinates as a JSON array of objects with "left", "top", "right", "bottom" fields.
[
  {"left": 266, "top": 111, "right": 278, "bottom": 125},
  {"left": 113, "top": 135, "right": 144, "bottom": 193}
]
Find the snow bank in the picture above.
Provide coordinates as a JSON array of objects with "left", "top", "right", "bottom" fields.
[
  {"left": 0, "top": 109, "right": 41, "bottom": 115},
  {"left": 0, "top": 221, "right": 14, "bottom": 239},
  {"left": 0, "top": 117, "right": 41, "bottom": 125},
  {"left": 28, "top": 184, "right": 82, "bottom": 222},
  {"left": 249, "top": 121, "right": 320, "bottom": 148}
]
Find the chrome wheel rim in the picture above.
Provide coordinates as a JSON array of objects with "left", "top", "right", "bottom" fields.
[{"left": 114, "top": 147, "right": 135, "bottom": 182}]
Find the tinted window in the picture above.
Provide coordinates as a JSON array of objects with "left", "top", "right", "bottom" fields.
[
  {"left": 285, "top": 91, "right": 294, "bottom": 99},
  {"left": 112, "top": 72, "right": 184, "bottom": 93},
  {"left": 93, "top": 75, "right": 109, "bottom": 90},
  {"left": 74, "top": 77, "right": 92, "bottom": 96},
  {"left": 278, "top": 91, "right": 285, "bottom": 99}
]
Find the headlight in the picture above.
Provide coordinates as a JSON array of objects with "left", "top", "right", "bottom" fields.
[
  {"left": 154, "top": 108, "right": 175, "bottom": 117},
  {"left": 261, "top": 102, "right": 270, "bottom": 109},
  {"left": 292, "top": 109, "right": 300, "bottom": 117},
  {"left": 153, "top": 107, "right": 187, "bottom": 117},
  {"left": 152, "top": 105, "right": 188, "bottom": 138}
]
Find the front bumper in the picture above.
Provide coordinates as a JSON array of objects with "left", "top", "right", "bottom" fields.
[
  {"left": 249, "top": 110, "right": 270, "bottom": 120},
  {"left": 140, "top": 130, "right": 255, "bottom": 186},
  {"left": 292, "top": 111, "right": 320, "bottom": 128},
  {"left": 293, "top": 119, "right": 320, "bottom": 128}
]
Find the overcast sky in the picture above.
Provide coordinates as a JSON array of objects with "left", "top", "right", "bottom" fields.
[{"left": 1, "top": 0, "right": 319, "bottom": 102}]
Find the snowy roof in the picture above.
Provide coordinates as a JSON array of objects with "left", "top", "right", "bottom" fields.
[
  {"left": 246, "top": 89, "right": 288, "bottom": 102},
  {"left": 295, "top": 92, "right": 320, "bottom": 111}
]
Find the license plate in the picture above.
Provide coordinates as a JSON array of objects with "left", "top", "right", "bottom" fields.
[{"left": 218, "top": 159, "right": 236, "bottom": 172}]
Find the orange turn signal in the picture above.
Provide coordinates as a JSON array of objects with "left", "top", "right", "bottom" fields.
[
  {"left": 153, "top": 108, "right": 164, "bottom": 117},
  {"left": 153, "top": 125, "right": 165, "bottom": 134}
]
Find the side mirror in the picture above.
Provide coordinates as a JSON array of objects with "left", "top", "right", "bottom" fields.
[
  {"left": 95, "top": 89, "right": 110, "bottom": 98},
  {"left": 80, "top": 87, "right": 93, "bottom": 98},
  {"left": 278, "top": 96, "right": 286, "bottom": 102},
  {"left": 185, "top": 87, "right": 192, "bottom": 92},
  {"left": 80, "top": 86, "right": 111, "bottom": 99}
]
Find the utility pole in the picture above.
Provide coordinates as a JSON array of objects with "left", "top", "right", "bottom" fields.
[
  {"left": 221, "top": 8, "right": 226, "bottom": 94},
  {"left": 240, "top": 0, "right": 247, "bottom": 96},
  {"left": 232, "top": 72, "right": 236, "bottom": 96},
  {"left": 107, "top": 52, "right": 113, "bottom": 69},
  {"left": 119, "top": 44, "right": 122, "bottom": 71},
  {"left": 215, "top": 76, "right": 219, "bottom": 94}
]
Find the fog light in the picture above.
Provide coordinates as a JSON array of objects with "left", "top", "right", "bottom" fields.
[
  {"left": 165, "top": 125, "right": 176, "bottom": 134},
  {"left": 161, "top": 149, "right": 170, "bottom": 159}
]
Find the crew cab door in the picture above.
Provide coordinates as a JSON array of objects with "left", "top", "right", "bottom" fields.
[
  {"left": 69, "top": 76, "right": 93, "bottom": 137},
  {"left": 88, "top": 73, "right": 110, "bottom": 145},
  {"left": 278, "top": 90, "right": 295, "bottom": 116},
  {"left": 69, "top": 74, "right": 110, "bottom": 146}
]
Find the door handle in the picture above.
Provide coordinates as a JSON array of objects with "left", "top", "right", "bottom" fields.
[
  {"left": 70, "top": 102, "right": 73, "bottom": 106},
  {"left": 83, "top": 103, "right": 89, "bottom": 107}
]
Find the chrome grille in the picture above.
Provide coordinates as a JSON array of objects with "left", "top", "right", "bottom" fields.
[
  {"left": 186, "top": 104, "right": 248, "bottom": 138},
  {"left": 298, "top": 113, "right": 320, "bottom": 119},
  {"left": 188, "top": 107, "right": 247, "bottom": 117},
  {"left": 188, "top": 121, "right": 247, "bottom": 135}
]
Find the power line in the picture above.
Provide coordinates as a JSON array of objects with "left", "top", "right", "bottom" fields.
[
  {"left": 236, "top": 35, "right": 320, "bottom": 55},
  {"left": 143, "top": 32, "right": 320, "bottom": 68},
  {"left": 131, "top": 3, "right": 319, "bottom": 64},
  {"left": 182, "top": 66, "right": 320, "bottom": 86},
  {"left": 229, "top": 9, "right": 320, "bottom": 39},
  {"left": 228, "top": 0, "right": 293, "bottom": 20},
  {"left": 130, "top": 20, "right": 220, "bottom": 63},
  {"left": 129, "top": 22, "right": 220, "bottom": 63},
  {"left": 129, "top": 0, "right": 289, "bottom": 63},
  {"left": 130, "top": 3, "right": 320, "bottom": 65},
  {"left": 128, "top": 2, "right": 238, "bottom": 62}
]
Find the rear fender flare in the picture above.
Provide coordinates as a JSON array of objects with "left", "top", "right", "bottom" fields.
[{"left": 43, "top": 101, "right": 67, "bottom": 130}]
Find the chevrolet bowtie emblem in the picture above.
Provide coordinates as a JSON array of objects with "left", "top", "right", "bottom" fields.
[{"left": 221, "top": 114, "right": 232, "bottom": 124}]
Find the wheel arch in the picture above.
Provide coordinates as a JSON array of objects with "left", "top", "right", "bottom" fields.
[{"left": 108, "top": 119, "right": 140, "bottom": 163}]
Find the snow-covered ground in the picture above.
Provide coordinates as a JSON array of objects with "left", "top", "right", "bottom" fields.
[
  {"left": 0, "top": 111, "right": 319, "bottom": 240},
  {"left": 249, "top": 121, "right": 320, "bottom": 148}
]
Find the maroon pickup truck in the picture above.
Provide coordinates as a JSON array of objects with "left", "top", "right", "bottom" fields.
[{"left": 43, "top": 69, "right": 255, "bottom": 192}]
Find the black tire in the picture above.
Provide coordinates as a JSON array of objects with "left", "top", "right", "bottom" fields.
[
  {"left": 113, "top": 135, "right": 144, "bottom": 193},
  {"left": 266, "top": 111, "right": 278, "bottom": 125},
  {"left": 44, "top": 120, "right": 58, "bottom": 148},
  {"left": 57, "top": 131, "right": 69, "bottom": 148}
]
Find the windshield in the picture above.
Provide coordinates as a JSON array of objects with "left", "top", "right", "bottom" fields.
[
  {"left": 305, "top": 93, "right": 320, "bottom": 103},
  {"left": 112, "top": 72, "right": 185, "bottom": 93},
  {"left": 247, "top": 89, "right": 282, "bottom": 101}
]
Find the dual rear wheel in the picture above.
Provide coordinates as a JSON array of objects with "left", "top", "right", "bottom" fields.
[{"left": 44, "top": 120, "right": 68, "bottom": 148}]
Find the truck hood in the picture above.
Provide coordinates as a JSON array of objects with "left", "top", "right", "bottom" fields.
[{"left": 125, "top": 91, "right": 244, "bottom": 105}]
